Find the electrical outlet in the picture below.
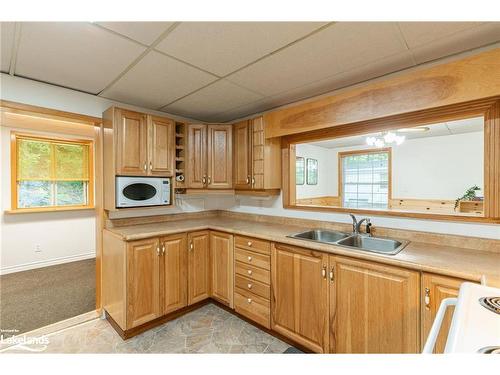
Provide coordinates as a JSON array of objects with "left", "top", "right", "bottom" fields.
[{"left": 35, "top": 244, "right": 42, "bottom": 253}]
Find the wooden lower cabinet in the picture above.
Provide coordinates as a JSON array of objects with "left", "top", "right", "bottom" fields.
[
  {"left": 188, "top": 231, "right": 211, "bottom": 305},
  {"left": 126, "top": 238, "right": 161, "bottom": 329},
  {"left": 271, "top": 243, "right": 330, "bottom": 353},
  {"left": 330, "top": 255, "right": 420, "bottom": 353},
  {"left": 210, "top": 231, "right": 234, "bottom": 307},
  {"left": 160, "top": 233, "right": 188, "bottom": 315},
  {"left": 421, "top": 273, "right": 467, "bottom": 353}
]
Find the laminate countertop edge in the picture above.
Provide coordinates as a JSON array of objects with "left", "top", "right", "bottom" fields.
[{"left": 104, "top": 218, "right": 500, "bottom": 287}]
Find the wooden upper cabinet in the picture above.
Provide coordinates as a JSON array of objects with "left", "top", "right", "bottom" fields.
[
  {"left": 207, "top": 124, "right": 233, "bottom": 189},
  {"left": 115, "top": 108, "right": 148, "bottom": 176},
  {"left": 188, "top": 231, "right": 210, "bottom": 305},
  {"left": 186, "top": 124, "right": 207, "bottom": 189},
  {"left": 330, "top": 256, "right": 420, "bottom": 353},
  {"left": 233, "top": 120, "right": 251, "bottom": 189},
  {"left": 160, "top": 233, "right": 188, "bottom": 315},
  {"left": 209, "top": 231, "right": 234, "bottom": 307},
  {"left": 126, "top": 238, "right": 161, "bottom": 329},
  {"left": 421, "top": 273, "right": 467, "bottom": 353},
  {"left": 271, "top": 243, "right": 330, "bottom": 353},
  {"left": 149, "top": 116, "right": 175, "bottom": 176}
]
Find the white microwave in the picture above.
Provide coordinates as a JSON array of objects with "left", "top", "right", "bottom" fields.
[{"left": 116, "top": 176, "right": 171, "bottom": 208}]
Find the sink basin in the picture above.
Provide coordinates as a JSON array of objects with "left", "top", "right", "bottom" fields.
[
  {"left": 288, "top": 229, "right": 350, "bottom": 244},
  {"left": 287, "top": 229, "right": 408, "bottom": 255},
  {"left": 336, "top": 235, "right": 407, "bottom": 255}
]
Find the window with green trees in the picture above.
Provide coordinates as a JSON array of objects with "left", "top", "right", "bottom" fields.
[{"left": 12, "top": 133, "right": 93, "bottom": 210}]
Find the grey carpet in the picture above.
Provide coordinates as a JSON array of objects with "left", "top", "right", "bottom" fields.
[{"left": 0, "top": 258, "right": 95, "bottom": 337}]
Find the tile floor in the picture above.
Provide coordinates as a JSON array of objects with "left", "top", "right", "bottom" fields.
[{"left": 2, "top": 303, "right": 292, "bottom": 354}]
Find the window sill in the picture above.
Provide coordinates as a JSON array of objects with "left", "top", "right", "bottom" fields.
[{"left": 4, "top": 206, "right": 95, "bottom": 214}]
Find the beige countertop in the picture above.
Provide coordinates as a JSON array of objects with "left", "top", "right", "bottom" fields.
[{"left": 106, "top": 217, "right": 500, "bottom": 286}]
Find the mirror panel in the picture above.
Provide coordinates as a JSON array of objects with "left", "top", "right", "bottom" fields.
[{"left": 294, "top": 116, "right": 485, "bottom": 217}]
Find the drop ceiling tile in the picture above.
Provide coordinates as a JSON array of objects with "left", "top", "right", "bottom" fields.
[
  {"left": 227, "top": 22, "right": 407, "bottom": 98},
  {"left": 96, "top": 22, "right": 173, "bottom": 45},
  {"left": 155, "top": 22, "right": 327, "bottom": 76},
  {"left": 161, "top": 79, "right": 264, "bottom": 121},
  {"left": 398, "top": 22, "right": 484, "bottom": 49},
  {"left": 206, "top": 98, "right": 271, "bottom": 123},
  {"left": 15, "top": 22, "right": 146, "bottom": 94},
  {"left": 100, "top": 51, "right": 217, "bottom": 109},
  {"left": 409, "top": 22, "right": 500, "bottom": 64},
  {"left": 1, "top": 22, "right": 15, "bottom": 73}
]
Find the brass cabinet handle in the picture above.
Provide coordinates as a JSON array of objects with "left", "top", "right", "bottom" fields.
[
  {"left": 425, "top": 288, "right": 431, "bottom": 309},
  {"left": 247, "top": 241, "right": 252, "bottom": 247},
  {"left": 149, "top": 161, "right": 152, "bottom": 171},
  {"left": 247, "top": 269, "right": 252, "bottom": 275},
  {"left": 247, "top": 256, "right": 252, "bottom": 261},
  {"left": 156, "top": 246, "right": 160, "bottom": 256},
  {"left": 329, "top": 267, "right": 334, "bottom": 283},
  {"left": 322, "top": 265, "right": 327, "bottom": 279},
  {"left": 246, "top": 176, "right": 250, "bottom": 184},
  {"left": 207, "top": 176, "right": 211, "bottom": 185},
  {"left": 189, "top": 242, "right": 193, "bottom": 251},
  {"left": 202, "top": 176, "right": 207, "bottom": 185},
  {"left": 247, "top": 298, "right": 252, "bottom": 304},
  {"left": 251, "top": 177, "right": 255, "bottom": 186},
  {"left": 143, "top": 163, "right": 147, "bottom": 171},
  {"left": 247, "top": 283, "right": 253, "bottom": 289},
  {"left": 161, "top": 244, "right": 165, "bottom": 255}
]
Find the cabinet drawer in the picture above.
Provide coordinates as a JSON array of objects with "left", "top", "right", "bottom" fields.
[
  {"left": 235, "top": 261, "right": 270, "bottom": 284},
  {"left": 235, "top": 235, "right": 270, "bottom": 255},
  {"left": 234, "top": 290, "right": 270, "bottom": 329},
  {"left": 235, "top": 274, "right": 270, "bottom": 300},
  {"left": 235, "top": 248, "right": 270, "bottom": 270}
]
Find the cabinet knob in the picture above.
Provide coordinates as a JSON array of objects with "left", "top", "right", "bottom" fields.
[
  {"left": 247, "top": 256, "right": 252, "bottom": 261},
  {"left": 202, "top": 176, "right": 207, "bottom": 185},
  {"left": 329, "top": 267, "right": 334, "bottom": 282},
  {"left": 322, "top": 265, "right": 327, "bottom": 279},
  {"left": 143, "top": 163, "right": 147, "bottom": 171},
  {"left": 424, "top": 288, "right": 431, "bottom": 309},
  {"left": 247, "top": 298, "right": 252, "bottom": 304},
  {"left": 156, "top": 247, "right": 160, "bottom": 256},
  {"left": 161, "top": 244, "right": 166, "bottom": 255},
  {"left": 247, "top": 270, "right": 252, "bottom": 275},
  {"left": 251, "top": 177, "right": 256, "bottom": 186},
  {"left": 149, "top": 161, "right": 152, "bottom": 171},
  {"left": 207, "top": 176, "right": 212, "bottom": 185},
  {"left": 189, "top": 242, "right": 193, "bottom": 251},
  {"left": 247, "top": 241, "right": 252, "bottom": 247},
  {"left": 247, "top": 283, "right": 252, "bottom": 289},
  {"left": 246, "top": 176, "right": 250, "bottom": 184}
]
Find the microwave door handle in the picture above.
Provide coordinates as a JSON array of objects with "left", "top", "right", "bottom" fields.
[{"left": 422, "top": 297, "right": 457, "bottom": 353}]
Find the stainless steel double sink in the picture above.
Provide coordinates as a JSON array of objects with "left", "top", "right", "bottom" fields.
[{"left": 287, "top": 229, "right": 408, "bottom": 255}]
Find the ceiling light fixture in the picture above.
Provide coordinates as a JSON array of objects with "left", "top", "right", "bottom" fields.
[
  {"left": 397, "top": 126, "right": 430, "bottom": 133},
  {"left": 366, "top": 131, "right": 405, "bottom": 148}
]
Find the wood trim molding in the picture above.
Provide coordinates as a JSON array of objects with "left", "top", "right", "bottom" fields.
[
  {"left": 484, "top": 100, "right": 500, "bottom": 219},
  {"left": 264, "top": 48, "right": 500, "bottom": 139}
]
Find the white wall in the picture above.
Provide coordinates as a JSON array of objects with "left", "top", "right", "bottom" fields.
[{"left": 295, "top": 143, "right": 336, "bottom": 198}]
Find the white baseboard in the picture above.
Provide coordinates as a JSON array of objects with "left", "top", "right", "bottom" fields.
[{"left": 0, "top": 252, "right": 96, "bottom": 275}]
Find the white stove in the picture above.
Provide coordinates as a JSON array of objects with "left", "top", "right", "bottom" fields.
[{"left": 423, "top": 282, "right": 500, "bottom": 353}]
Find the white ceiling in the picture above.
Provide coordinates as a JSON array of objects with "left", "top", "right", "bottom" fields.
[
  {"left": 1, "top": 22, "right": 499, "bottom": 122},
  {"left": 309, "top": 116, "right": 484, "bottom": 149}
]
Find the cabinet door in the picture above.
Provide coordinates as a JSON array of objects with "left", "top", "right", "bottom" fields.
[
  {"left": 330, "top": 256, "right": 419, "bottom": 353},
  {"left": 149, "top": 116, "right": 175, "bottom": 176},
  {"left": 271, "top": 244, "right": 329, "bottom": 353},
  {"left": 188, "top": 231, "right": 210, "bottom": 305},
  {"left": 115, "top": 108, "right": 148, "bottom": 176},
  {"left": 210, "top": 231, "right": 234, "bottom": 307},
  {"left": 233, "top": 121, "right": 251, "bottom": 189},
  {"left": 160, "top": 233, "right": 188, "bottom": 315},
  {"left": 187, "top": 124, "right": 207, "bottom": 188},
  {"left": 126, "top": 238, "right": 160, "bottom": 329},
  {"left": 207, "top": 125, "right": 233, "bottom": 189},
  {"left": 421, "top": 273, "right": 466, "bottom": 353}
]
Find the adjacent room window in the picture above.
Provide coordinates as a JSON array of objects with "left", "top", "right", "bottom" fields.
[
  {"left": 296, "top": 156, "right": 305, "bottom": 185},
  {"left": 306, "top": 158, "right": 318, "bottom": 185},
  {"left": 339, "top": 149, "right": 390, "bottom": 209},
  {"left": 12, "top": 133, "right": 94, "bottom": 210}
]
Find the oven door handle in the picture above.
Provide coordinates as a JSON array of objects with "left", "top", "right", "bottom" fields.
[{"left": 422, "top": 297, "right": 458, "bottom": 353}]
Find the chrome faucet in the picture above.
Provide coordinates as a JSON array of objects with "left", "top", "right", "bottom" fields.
[{"left": 349, "top": 214, "right": 372, "bottom": 236}]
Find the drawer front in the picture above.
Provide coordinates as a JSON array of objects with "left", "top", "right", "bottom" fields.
[
  {"left": 235, "top": 248, "right": 270, "bottom": 270},
  {"left": 235, "top": 261, "right": 270, "bottom": 284},
  {"left": 234, "top": 290, "right": 270, "bottom": 329},
  {"left": 235, "top": 235, "right": 270, "bottom": 255},
  {"left": 235, "top": 274, "right": 270, "bottom": 300}
]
